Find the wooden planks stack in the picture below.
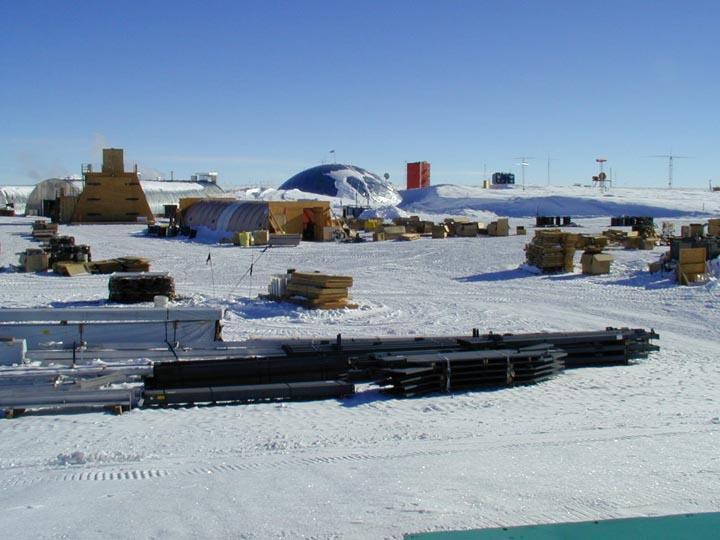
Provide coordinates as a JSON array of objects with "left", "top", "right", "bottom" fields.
[
  {"left": 31, "top": 220, "right": 58, "bottom": 239},
  {"left": 286, "top": 271, "right": 356, "bottom": 309},
  {"left": 108, "top": 272, "right": 175, "bottom": 303},
  {"left": 677, "top": 247, "right": 708, "bottom": 285},
  {"left": 525, "top": 229, "right": 577, "bottom": 273}
]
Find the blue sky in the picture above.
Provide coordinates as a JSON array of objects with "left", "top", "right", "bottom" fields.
[{"left": 1, "top": 1, "right": 718, "bottom": 189}]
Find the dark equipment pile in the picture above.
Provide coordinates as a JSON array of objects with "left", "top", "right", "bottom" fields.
[{"left": 141, "top": 327, "right": 659, "bottom": 406}]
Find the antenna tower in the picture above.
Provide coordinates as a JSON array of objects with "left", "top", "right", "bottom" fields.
[{"left": 651, "top": 154, "right": 688, "bottom": 189}]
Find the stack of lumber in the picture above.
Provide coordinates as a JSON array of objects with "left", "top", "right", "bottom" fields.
[
  {"left": 114, "top": 257, "right": 151, "bottom": 272},
  {"left": 31, "top": 221, "right": 58, "bottom": 239},
  {"left": 398, "top": 233, "right": 421, "bottom": 241},
  {"left": 577, "top": 235, "right": 609, "bottom": 250},
  {"left": 432, "top": 224, "right": 449, "bottom": 239},
  {"left": 708, "top": 219, "right": 720, "bottom": 237},
  {"left": 677, "top": 247, "right": 708, "bottom": 285},
  {"left": 603, "top": 229, "right": 628, "bottom": 245},
  {"left": 54, "top": 256, "right": 151, "bottom": 277},
  {"left": 382, "top": 225, "right": 406, "bottom": 240},
  {"left": 285, "top": 271, "right": 356, "bottom": 309},
  {"left": 46, "top": 236, "right": 91, "bottom": 265},
  {"left": 525, "top": 229, "right": 577, "bottom": 273},
  {"left": 456, "top": 222, "right": 481, "bottom": 237},
  {"left": 269, "top": 233, "right": 301, "bottom": 247},
  {"left": 624, "top": 236, "right": 655, "bottom": 250},
  {"left": 108, "top": 272, "right": 175, "bottom": 303}
]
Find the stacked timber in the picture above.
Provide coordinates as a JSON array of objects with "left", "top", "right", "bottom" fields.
[
  {"left": 525, "top": 229, "right": 577, "bottom": 273},
  {"left": 285, "top": 271, "right": 356, "bottom": 309},
  {"left": 54, "top": 256, "right": 151, "bottom": 277},
  {"left": 677, "top": 247, "right": 708, "bottom": 285},
  {"left": 708, "top": 219, "right": 720, "bottom": 237},
  {"left": 432, "top": 224, "right": 449, "bottom": 239},
  {"left": 382, "top": 225, "right": 406, "bottom": 240},
  {"left": 603, "top": 229, "right": 627, "bottom": 245},
  {"left": 108, "top": 272, "right": 175, "bottom": 303},
  {"left": 31, "top": 221, "right": 58, "bottom": 239},
  {"left": 269, "top": 233, "right": 301, "bottom": 247},
  {"left": 398, "top": 233, "right": 421, "bottom": 241},
  {"left": 46, "top": 236, "right": 91, "bottom": 265}
]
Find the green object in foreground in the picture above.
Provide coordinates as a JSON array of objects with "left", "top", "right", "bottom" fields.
[{"left": 405, "top": 513, "right": 720, "bottom": 540}]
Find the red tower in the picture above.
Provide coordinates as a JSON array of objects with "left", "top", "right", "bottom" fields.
[{"left": 406, "top": 161, "right": 431, "bottom": 190}]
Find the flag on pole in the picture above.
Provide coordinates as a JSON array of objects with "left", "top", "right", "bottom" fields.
[{"left": 206, "top": 252, "right": 212, "bottom": 264}]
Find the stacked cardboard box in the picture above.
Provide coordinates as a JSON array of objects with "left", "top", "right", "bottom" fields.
[
  {"left": 487, "top": 218, "right": 509, "bottom": 237},
  {"left": 525, "top": 229, "right": 577, "bottom": 273},
  {"left": 285, "top": 271, "right": 356, "bottom": 309},
  {"left": 581, "top": 247, "right": 613, "bottom": 275},
  {"left": 677, "top": 247, "right": 708, "bottom": 285},
  {"left": 19, "top": 248, "right": 49, "bottom": 272}
]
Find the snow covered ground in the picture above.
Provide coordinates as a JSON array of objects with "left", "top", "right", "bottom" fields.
[{"left": 0, "top": 186, "right": 719, "bottom": 539}]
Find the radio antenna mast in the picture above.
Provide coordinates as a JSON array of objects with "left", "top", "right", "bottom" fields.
[{"left": 651, "top": 154, "right": 689, "bottom": 189}]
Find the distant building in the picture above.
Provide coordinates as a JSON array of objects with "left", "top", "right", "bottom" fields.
[
  {"left": 492, "top": 172, "right": 515, "bottom": 186},
  {"left": 279, "top": 164, "right": 401, "bottom": 206},
  {"left": 406, "top": 161, "right": 431, "bottom": 190}
]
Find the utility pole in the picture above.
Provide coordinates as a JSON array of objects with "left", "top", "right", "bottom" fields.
[
  {"left": 514, "top": 156, "right": 534, "bottom": 191},
  {"left": 651, "top": 154, "right": 688, "bottom": 189}
]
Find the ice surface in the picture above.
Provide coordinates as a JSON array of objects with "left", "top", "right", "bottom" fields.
[{"left": 0, "top": 185, "right": 718, "bottom": 539}]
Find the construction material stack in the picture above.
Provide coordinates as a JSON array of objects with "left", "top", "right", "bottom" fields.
[
  {"left": 579, "top": 235, "right": 613, "bottom": 275},
  {"left": 677, "top": 247, "right": 709, "bottom": 285},
  {"left": 524, "top": 229, "right": 577, "bottom": 273},
  {"left": 285, "top": 271, "right": 356, "bottom": 309},
  {"left": 31, "top": 220, "right": 58, "bottom": 240},
  {"left": 19, "top": 248, "right": 49, "bottom": 272},
  {"left": 46, "top": 236, "right": 91, "bottom": 266},
  {"left": 708, "top": 219, "right": 720, "bottom": 237},
  {"left": 487, "top": 218, "right": 509, "bottom": 236},
  {"left": 378, "top": 346, "right": 566, "bottom": 398},
  {"left": 108, "top": 272, "right": 175, "bottom": 303}
]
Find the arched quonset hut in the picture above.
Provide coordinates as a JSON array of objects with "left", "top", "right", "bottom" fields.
[
  {"left": 140, "top": 180, "right": 225, "bottom": 215},
  {"left": 179, "top": 199, "right": 332, "bottom": 241},
  {"left": 279, "top": 164, "right": 401, "bottom": 206},
  {"left": 0, "top": 185, "right": 34, "bottom": 214},
  {"left": 25, "top": 178, "right": 82, "bottom": 216},
  {"left": 25, "top": 177, "right": 225, "bottom": 218}
]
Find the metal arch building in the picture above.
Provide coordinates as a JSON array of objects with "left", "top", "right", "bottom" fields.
[{"left": 179, "top": 199, "right": 332, "bottom": 241}]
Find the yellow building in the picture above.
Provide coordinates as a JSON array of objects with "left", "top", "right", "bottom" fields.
[{"left": 70, "top": 148, "right": 155, "bottom": 224}]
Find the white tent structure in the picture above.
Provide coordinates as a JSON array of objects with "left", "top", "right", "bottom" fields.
[{"left": 0, "top": 185, "right": 34, "bottom": 214}]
